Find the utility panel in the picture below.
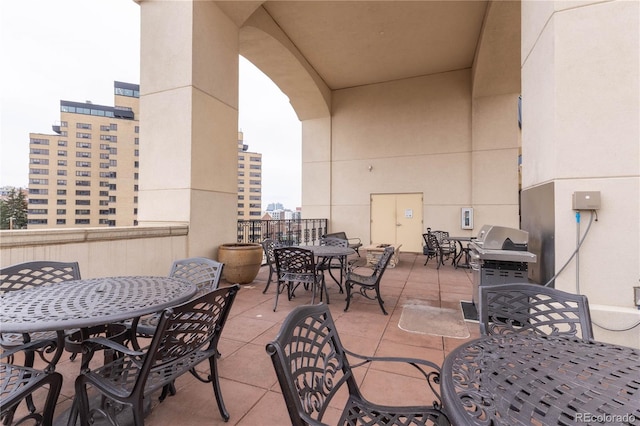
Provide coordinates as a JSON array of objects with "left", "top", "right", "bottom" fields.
[{"left": 572, "top": 191, "right": 601, "bottom": 210}]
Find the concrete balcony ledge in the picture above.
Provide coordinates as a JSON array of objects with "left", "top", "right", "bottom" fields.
[{"left": 0, "top": 224, "right": 189, "bottom": 248}]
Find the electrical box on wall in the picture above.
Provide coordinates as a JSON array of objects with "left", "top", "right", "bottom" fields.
[{"left": 572, "top": 191, "right": 601, "bottom": 210}]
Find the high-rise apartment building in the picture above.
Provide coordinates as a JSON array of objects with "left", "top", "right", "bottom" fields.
[
  {"left": 27, "top": 81, "right": 140, "bottom": 228},
  {"left": 237, "top": 132, "right": 262, "bottom": 220}
]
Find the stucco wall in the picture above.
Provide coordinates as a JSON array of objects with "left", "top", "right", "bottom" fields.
[
  {"left": 0, "top": 226, "right": 189, "bottom": 278},
  {"left": 521, "top": 0, "right": 640, "bottom": 346},
  {"left": 324, "top": 68, "right": 522, "bottom": 248}
]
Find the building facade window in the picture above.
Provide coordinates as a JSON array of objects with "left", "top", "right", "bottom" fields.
[
  {"left": 29, "top": 178, "right": 48, "bottom": 185},
  {"left": 57, "top": 179, "right": 67, "bottom": 186},
  {"left": 30, "top": 138, "right": 49, "bottom": 145},
  {"left": 30, "top": 148, "right": 49, "bottom": 155},
  {"left": 76, "top": 142, "right": 91, "bottom": 148},
  {"left": 76, "top": 132, "right": 91, "bottom": 139}
]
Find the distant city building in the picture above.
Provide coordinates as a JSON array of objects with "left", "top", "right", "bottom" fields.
[
  {"left": 265, "top": 202, "right": 284, "bottom": 211},
  {"left": 25, "top": 85, "right": 262, "bottom": 229},
  {"left": 237, "top": 132, "right": 262, "bottom": 220},
  {"left": 27, "top": 81, "right": 140, "bottom": 228}
]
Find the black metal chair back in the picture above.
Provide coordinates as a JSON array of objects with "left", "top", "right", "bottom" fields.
[
  {"left": 266, "top": 303, "right": 447, "bottom": 426},
  {"left": 344, "top": 246, "right": 394, "bottom": 314},
  {"left": 273, "top": 247, "right": 326, "bottom": 311},
  {"left": 479, "top": 283, "right": 594, "bottom": 340},
  {"left": 169, "top": 257, "right": 223, "bottom": 296},
  {"left": 0, "top": 261, "right": 81, "bottom": 293}
]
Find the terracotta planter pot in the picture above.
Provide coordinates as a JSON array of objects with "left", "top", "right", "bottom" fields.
[{"left": 217, "top": 243, "right": 263, "bottom": 284}]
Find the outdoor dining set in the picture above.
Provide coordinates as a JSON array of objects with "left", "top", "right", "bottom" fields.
[{"left": 1, "top": 235, "right": 639, "bottom": 425}]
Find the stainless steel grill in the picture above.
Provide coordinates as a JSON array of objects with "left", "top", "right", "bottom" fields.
[{"left": 469, "top": 225, "right": 537, "bottom": 304}]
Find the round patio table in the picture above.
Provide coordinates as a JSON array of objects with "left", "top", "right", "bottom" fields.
[
  {"left": 441, "top": 334, "right": 640, "bottom": 425},
  {"left": 0, "top": 276, "right": 196, "bottom": 368},
  {"left": 298, "top": 245, "right": 355, "bottom": 292}
]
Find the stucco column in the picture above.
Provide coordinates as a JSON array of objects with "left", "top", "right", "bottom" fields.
[
  {"left": 521, "top": 1, "right": 639, "bottom": 346},
  {"left": 301, "top": 117, "right": 332, "bottom": 221},
  {"left": 137, "top": 0, "right": 239, "bottom": 257}
]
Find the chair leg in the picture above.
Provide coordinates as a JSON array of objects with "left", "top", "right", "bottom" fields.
[
  {"left": 208, "top": 355, "right": 230, "bottom": 421},
  {"left": 263, "top": 267, "right": 274, "bottom": 294},
  {"left": 322, "top": 277, "right": 330, "bottom": 305},
  {"left": 42, "top": 372, "right": 63, "bottom": 426},
  {"left": 344, "top": 283, "right": 352, "bottom": 312},
  {"left": 375, "top": 288, "right": 388, "bottom": 315},
  {"left": 74, "top": 376, "right": 91, "bottom": 426},
  {"left": 132, "top": 400, "right": 145, "bottom": 426},
  {"left": 273, "top": 280, "right": 282, "bottom": 312}
]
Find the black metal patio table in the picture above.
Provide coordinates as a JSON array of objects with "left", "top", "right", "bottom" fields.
[
  {"left": 0, "top": 276, "right": 196, "bottom": 370},
  {"left": 441, "top": 334, "right": 640, "bottom": 425},
  {"left": 298, "top": 245, "right": 355, "bottom": 292}
]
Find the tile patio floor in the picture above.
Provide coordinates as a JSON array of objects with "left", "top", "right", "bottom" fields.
[{"left": 24, "top": 251, "right": 482, "bottom": 425}]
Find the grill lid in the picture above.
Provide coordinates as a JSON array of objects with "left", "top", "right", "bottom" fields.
[
  {"left": 470, "top": 225, "right": 537, "bottom": 263},
  {"left": 474, "top": 225, "right": 529, "bottom": 250}
]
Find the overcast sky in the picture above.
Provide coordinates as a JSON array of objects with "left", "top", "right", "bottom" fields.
[{"left": 0, "top": 0, "right": 302, "bottom": 210}]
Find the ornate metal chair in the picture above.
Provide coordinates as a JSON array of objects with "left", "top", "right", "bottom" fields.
[
  {"left": 431, "top": 230, "right": 456, "bottom": 264},
  {"left": 344, "top": 246, "right": 394, "bottom": 315},
  {"left": 266, "top": 303, "right": 449, "bottom": 426},
  {"left": 1, "top": 341, "right": 63, "bottom": 426},
  {"left": 74, "top": 285, "right": 239, "bottom": 425},
  {"left": 273, "top": 247, "right": 327, "bottom": 312},
  {"left": 0, "top": 260, "right": 80, "bottom": 419},
  {"left": 479, "top": 283, "right": 594, "bottom": 340},
  {"left": 323, "top": 231, "right": 362, "bottom": 256},
  {"left": 135, "top": 257, "right": 224, "bottom": 337},
  {"left": 422, "top": 233, "right": 444, "bottom": 268},
  {"left": 261, "top": 238, "right": 279, "bottom": 294}
]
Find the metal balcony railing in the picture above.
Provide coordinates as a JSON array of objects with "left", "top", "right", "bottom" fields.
[{"left": 236, "top": 219, "right": 328, "bottom": 246}]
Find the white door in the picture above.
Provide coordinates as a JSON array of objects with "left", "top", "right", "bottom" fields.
[{"left": 370, "top": 193, "right": 423, "bottom": 252}]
